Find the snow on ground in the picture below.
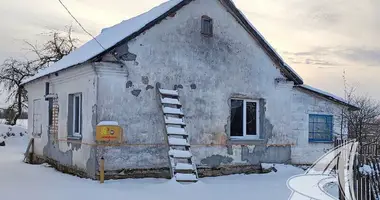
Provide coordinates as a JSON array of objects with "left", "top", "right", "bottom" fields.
[
  {"left": 0, "top": 119, "right": 28, "bottom": 127},
  {"left": 0, "top": 126, "right": 307, "bottom": 200},
  {"left": 0, "top": 120, "right": 28, "bottom": 143}
]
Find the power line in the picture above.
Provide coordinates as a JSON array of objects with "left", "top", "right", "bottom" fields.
[{"left": 57, "top": 0, "right": 106, "bottom": 50}]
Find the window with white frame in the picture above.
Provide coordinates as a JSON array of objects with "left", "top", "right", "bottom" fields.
[
  {"left": 68, "top": 93, "right": 82, "bottom": 138},
  {"left": 230, "top": 99, "right": 260, "bottom": 139}
]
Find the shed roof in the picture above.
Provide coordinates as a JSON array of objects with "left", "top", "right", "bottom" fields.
[
  {"left": 295, "top": 84, "right": 360, "bottom": 110},
  {"left": 21, "top": 0, "right": 303, "bottom": 85}
]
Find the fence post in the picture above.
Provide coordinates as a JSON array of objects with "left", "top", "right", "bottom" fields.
[{"left": 100, "top": 157, "right": 105, "bottom": 184}]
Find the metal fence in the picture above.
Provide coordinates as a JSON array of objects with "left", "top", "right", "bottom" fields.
[{"left": 335, "top": 138, "right": 380, "bottom": 200}]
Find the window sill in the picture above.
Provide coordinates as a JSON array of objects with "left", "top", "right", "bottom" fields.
[
  {"left": 308, "top": 140, "right": 334, "bottom": 144},
  {"left": 228, "top": 138, "right": 265, "bottom": 145},
  {"left": 67, "top": 136, "right": 82, "bottom": 140}
]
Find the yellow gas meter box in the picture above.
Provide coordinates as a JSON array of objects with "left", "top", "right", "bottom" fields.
[{"left": 96, "top": 121, "right": 123, "bottom": 143}]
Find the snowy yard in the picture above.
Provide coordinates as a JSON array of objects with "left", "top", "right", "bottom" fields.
[{"left": 0, "top": 122, "right": 308, "bottom": 200}]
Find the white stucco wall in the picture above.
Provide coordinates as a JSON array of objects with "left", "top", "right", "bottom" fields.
[
  {"left": 25, "top": 64, "right": 97, "bottom": 172},
  {"left": 291, "top": 88, "right": 347, "bottom": 164},
  {"left": 97, "top": 0, "right": 299, "bottom": 170},
  {"left": 24, "top": 0, "right": 349, "bottom": 173},
  {"left": 26, "top": 79, "right": 49, "bottom": 156}
]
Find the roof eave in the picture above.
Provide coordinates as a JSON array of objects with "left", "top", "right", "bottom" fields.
[{"left": 295, "top": 86, "right": 360, "bottom": 111}]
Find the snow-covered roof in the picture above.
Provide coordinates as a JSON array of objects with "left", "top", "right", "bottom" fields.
[
  {"left": 22, "top": 0, "right": 184, "bottom": 85},
  {"left": 296, "top": 84, "right": 359, "bottom": 110},
  {"left": 22, "top": 0, "right": 303, "bottom": 85}
]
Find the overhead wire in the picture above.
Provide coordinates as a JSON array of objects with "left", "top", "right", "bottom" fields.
[
  {"left": 57, "top": 0, "right": 123, "bottom": 64},
  {"left": 57, "top": 0, "right": 106, "bottom": 50}
]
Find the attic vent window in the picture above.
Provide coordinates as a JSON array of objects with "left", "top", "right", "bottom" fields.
[{"left": 201, "top": 15, "right": 213, "bottom": 37}]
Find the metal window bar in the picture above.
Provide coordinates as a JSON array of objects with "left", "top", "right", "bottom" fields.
[{"left": 309, "top": 115, "right": 333, "bottom": 142}]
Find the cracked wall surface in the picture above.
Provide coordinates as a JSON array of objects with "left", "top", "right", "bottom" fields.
[
  {"left": 96, "top": 0, "right": 296, "bottom": 171},
  {"left": 25, "top": 64, "right": 98, "bottom": 178},
  {"left": 290, "top": 88, "right": 346, "bottom": 164},
  {"left": 25, "top": 0, "right": 347, "bottom": 178}
]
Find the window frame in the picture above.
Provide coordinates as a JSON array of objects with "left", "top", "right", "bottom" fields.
[
  {"left": 32, "top": 99, "right": 42, "bottom": 137},
  {"left": 308, "top": 114, "right": 333, "bottom": 143},
  {"left": 230, "top": 99, "right": 260, "bottom": 140},
  {"left": 201, "top": 15, "right": 213, "bottom": 37},
  {"left": 70, "top": 93, "right": 82, "bottom": 138}
]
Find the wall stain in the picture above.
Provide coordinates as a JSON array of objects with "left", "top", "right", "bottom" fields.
[
  {"left": 131, "top": 89, "right": 142, "bottom": 97},
  {"left": 155, "top": 82, "right": 161, "bottom": 89},
  {"left": 146, "top": 85, "right": 154, "bottom": 91},
  {"left": 126, "top": 81, "right": 133, "bottom": 88},
  {"left": 174, "top": 84, "right": 183, "bottom": 90},
  {"left": 142, "top": 76, "right": 149, "bottom": 85},
  {"left": 201, "top": 155, "right": 233, "bottom": 167}
]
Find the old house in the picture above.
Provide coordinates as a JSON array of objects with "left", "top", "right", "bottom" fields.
[{"left": 22, "top": 0, "right": 358, "bottom": 182}]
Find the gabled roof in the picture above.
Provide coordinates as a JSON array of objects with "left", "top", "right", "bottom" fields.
[
  {"left": 22, "top": 0, "right": 304, "bottom": 85},
  {"left": 295, "top": 84, "right": 360, "bottom": 110},
  {"left": 22, "top": 0, "right": 185, "bottom": 85}
]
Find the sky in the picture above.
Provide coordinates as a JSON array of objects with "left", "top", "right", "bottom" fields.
[{"left": 0, "top": 0, "right": 379, "bottom": 107}]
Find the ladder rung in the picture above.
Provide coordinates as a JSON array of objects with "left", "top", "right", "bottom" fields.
[
  {"left": 159, "top": 89, "right": 178, "bottom": 96},
  {"left": 175, "top": 163, "right": 194, "bottom": 171},
  {"left": 163, "top": 107, "right": 183, "bottom": 115},
  {"left": 169, "top": 149, "right": 192, "bottom": 158},
  {"left": 167, "top": 127, "right": 188, "bottom": 136},
  {"left": 168, "top": 138, "right": 189, "bottom": 146},
  {"left": 165, "top": 117, "right": 186, "bottom": 126},
  {"left": 161, "top": 98, "right": 181, "bottom": 105},
  {"left": 175, "top": 173, "right": 197, "bottom": 182}
]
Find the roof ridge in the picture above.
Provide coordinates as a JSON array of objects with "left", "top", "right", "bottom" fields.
[{"left": 22, "top": 0, "right": 303, "bottom": 85}]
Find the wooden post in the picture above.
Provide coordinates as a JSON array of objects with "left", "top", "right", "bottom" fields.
[
  {"left": 100, "top": 157, "right": 104, "bottom": 183},
  {"left": 100, "top": 157, "right": 105, "bottom": 184},
  {"left": 30, "top": 138, "right": 34, "bottom": 163},
  {"left": 24, "top": 138, "right": 34, "bottom": 164}
]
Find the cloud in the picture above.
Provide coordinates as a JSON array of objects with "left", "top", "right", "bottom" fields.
[
  {"left": 0, "top": 0, "right": 379, "bottom": 103},
  {"left": 282, "top": 46, "right": 380, "bottom": 67}
]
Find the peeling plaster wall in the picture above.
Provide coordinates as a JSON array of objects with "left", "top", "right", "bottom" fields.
[
  {"left": 26, "top": 80, "right": 49, "bottom": 156},
  {"left": 291, "top": 88, "right": 346, "bottom": 164},
  {"left": 97, "top": 0, "right": 297, "bottom": 171},
  {"left": 96, "top": 62, "right": 169, "bottom": 171},
  {"left": 25, "top": 0, "right": 346, "bottom": 176},
  {"left": 25, "top": 64, "right": 98, "bottom": 178}
]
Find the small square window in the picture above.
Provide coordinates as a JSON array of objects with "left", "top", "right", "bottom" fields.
[
  {"left": 201, "top": 15, "right": 213, "bottom": 37},
  {"left": 309, "top": 114, "right": 333, "bottom": 142}
]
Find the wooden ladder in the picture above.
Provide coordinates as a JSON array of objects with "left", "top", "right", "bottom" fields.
[{"left": 158, "top": 88, "right": 198, "bottom": 183}]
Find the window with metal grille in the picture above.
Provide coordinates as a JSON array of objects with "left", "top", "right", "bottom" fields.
[
  {"left": 309, "top": 114, "right": 333, "bottom": 142},
  {"left": 201, "top": 15, "right": 213, "bottom": 37}
]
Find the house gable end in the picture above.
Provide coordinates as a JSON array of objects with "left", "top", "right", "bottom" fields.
[
  {"left": 22, "top": 0, "right": 303, "bottom": 85},
  {"left": 101, "top": 0, "right": 301, "bottom": 85},
  {"left": 218, "top": 0, "right": 302, "bottom": 84}
]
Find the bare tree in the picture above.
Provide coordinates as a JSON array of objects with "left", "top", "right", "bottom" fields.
[
  {"left": 25, "top": 26, "right": 78, "bottom": 71},
  {"left": 0, "top": 59, "right": 35, "bottom": 125},
  {"left": 336, "top": 70, "right": 380, "bottom": 155},
  {"left": 346, "top": 94, "right": 380, "bottom": 153},
  {"left": 0, "top": 26, "right": 78, "bottom": 125}
]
